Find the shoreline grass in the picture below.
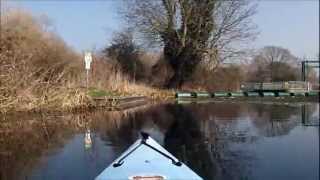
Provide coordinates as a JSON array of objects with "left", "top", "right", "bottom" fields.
[{"left": 0, "top": 84, "right": 175, "bottom": 114}]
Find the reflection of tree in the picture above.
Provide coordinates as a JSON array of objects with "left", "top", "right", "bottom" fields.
[
  {"left": 163, "top": 104, "right": 218, "bottom": 179},
  {"left": 163, "top": 103, "right": 258, "bottom": 180},
  {"left": 93, "top": 102, "right": 259, "bottom": 179},
  {"left": 248, "top": 104, "right": 301, "bottom": 137},
  {"left": 2, "top": 102, "right": 316, "bottom": 180},
  {"left": 301, "top": 104, "right": 319, "bottom": 126}
]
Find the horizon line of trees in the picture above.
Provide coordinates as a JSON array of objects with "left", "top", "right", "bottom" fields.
[{"left": 102, "top": 27, "right": 318, "bottom": 90}]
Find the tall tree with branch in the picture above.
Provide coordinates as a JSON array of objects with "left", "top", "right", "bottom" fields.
[
  {"left": 252, "top": 46, "right": 299, "bottom": 82},
  {"left": 124, "top": 0, "right": 257, "bottom": 88}
]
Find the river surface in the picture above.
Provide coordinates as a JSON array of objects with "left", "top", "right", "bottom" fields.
[{"left": 0, "top": 102, "right": 319, "bottom": 180}]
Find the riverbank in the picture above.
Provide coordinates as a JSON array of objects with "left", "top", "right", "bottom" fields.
[
  {"left": 2, "top": 88, "right": 319, "bottom": 114},
  {"left": 0, "top": 86, "right": 175, "bottom": 114}
]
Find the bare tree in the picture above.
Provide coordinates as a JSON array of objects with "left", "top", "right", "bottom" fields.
[
  {"left": 253, "top": 46, "right": 298, "bottom": 64},
  {"left": 102, "top": 29, "right": 145, "bottom": 81},
  {"left": 249, "top": 46, "right": 299, "bottom": 82},
  {"left": 123, "top": 0, "right": 257, "bottom": 88}
]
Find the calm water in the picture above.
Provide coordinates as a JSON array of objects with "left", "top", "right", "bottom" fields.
[{"left": 0, "top": 102, "right": 319, "bottom": 180}]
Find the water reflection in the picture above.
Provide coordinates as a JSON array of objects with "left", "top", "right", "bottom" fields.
[{"left": 0, "top": 102, "right": 318, "bottom": 180}]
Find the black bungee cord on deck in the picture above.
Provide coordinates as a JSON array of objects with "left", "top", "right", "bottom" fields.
[{"left": 113, "top": 132, "right": 182, "bottom": 167}]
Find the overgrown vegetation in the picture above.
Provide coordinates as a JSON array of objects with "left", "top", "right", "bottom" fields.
[
  {"left": 0, "top": 6, "right": 318, "bottom": 113},
  {"left": 0, "top": 10, "right": 86, "bottom": 112},
  {"left": 0, "top": 9, "right": 169, "bottom": 113}
]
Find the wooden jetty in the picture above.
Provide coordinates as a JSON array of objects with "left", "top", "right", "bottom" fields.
[
  {"left": 92, "top": 96, "right": 149, "bottom": 110},
  {"left": 176, "top": 81, "right": 319, "bottom": 100},
  {"left": 240, "top": 81, "right": 310, "bottom": 93},
  {"left": 175, "top": 91, "right": 319, "bottom": 102}
]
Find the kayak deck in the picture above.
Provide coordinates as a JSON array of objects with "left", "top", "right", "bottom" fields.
[{"left": 95, "top": 134, "right": 203, "bottom": 180}]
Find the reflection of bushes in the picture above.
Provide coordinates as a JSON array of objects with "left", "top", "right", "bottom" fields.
[
  {"left": 183, "top": 65, "right": 245, "bottom": 91},
  {"left": 1, "top": 102, "right": 314, "bottom": 179},
  {"left": 0, "top": 114, "right": 78, "bottom": 180}
]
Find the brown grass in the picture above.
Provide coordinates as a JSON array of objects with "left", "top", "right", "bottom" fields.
[
  {"left": 0, "top": 9, "right": 86, "bottom": 113},
  {"left": 102, "top": 70, "right": 174, "bottom": 99},
  {"left": 0, "top": 9, "right": 173, "bottom": 113}
]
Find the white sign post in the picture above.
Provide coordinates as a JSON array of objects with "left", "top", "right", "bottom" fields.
[{"left": 84, "top": 52, "right": 92, "bottom": 88}]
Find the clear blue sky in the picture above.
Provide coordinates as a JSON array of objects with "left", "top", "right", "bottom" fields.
[{"left": 3, "top": 0, "right": 319, "bottom": 58}]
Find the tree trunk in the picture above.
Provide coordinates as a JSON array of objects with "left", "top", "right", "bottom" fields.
[
  {"left": 166, "top": 62, "right": 184, "bottom": 88},
  {"left": 165, "top": 47, "right": 201, "bottom": 88}
]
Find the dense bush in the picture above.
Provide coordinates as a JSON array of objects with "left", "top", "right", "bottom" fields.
[
  {"left": 102, "top": 30, "right": 145, "bottom": 81},
  {"left": 0, "top": 9, "right": 82, "bottom": 111},
  {"left": 182, "top": 64, "right": 246, "bottom": 91}
]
